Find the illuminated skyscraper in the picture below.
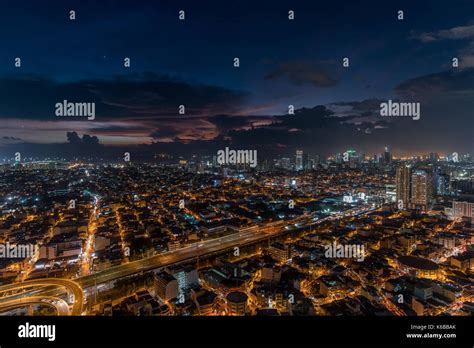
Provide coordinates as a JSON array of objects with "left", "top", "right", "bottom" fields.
[
  {"left": 436, "top": 173, "right": 450, "bottom": 196},
  {"left": 295, "top": 150, "right": 303, "bottom": 171},
  {"left": 396, "top": 165, "right": 411, "bottom": 209},
  {"left": 410, "top": 170, "right": 434, "bottom": 211},
  {"left": 383, "top": 146, "right": 392, "bottom": 164}
]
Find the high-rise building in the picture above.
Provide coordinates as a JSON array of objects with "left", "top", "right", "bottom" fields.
[
  {"left": 396, "top": 165, "right": 412, "bottom": 209},
  {"left": 384, "top": 147, "right": 392, "bottom": 164},
  {"left": 436, "top": 173, "right": 450, "bottom": 196},
  {"left": 410, "top": 170, "right": 433, "bottom": 211},
  {"left": 295, "top": 150, "right": 303, "bottom": 171},
  {"left": 302, "top": 153, "right": 309, "bottom": 170}
]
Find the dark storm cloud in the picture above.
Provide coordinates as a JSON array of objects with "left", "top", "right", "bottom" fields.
[
  {"left": 264, "top": 62, "right": 339, "bottom": 87},
  {"left": 215, "top": 103, "right": 394, "bottom": 155},
  {"left": 327, "top": 99, "right": 387, "bottom": 124},
  {"left": 271, "top": 103, "right": 388, "bottom": 133},
  {"left": 0, "top": 74, "right": 248, "bottom": 120},
  {"left": 67, "top": 132, "right": 100, "bottom": 146},
  {"left": 1, "top": 132, "right": 105, "bottom": 159}
]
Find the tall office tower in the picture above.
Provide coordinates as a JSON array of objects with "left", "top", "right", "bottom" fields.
[
  {"left": 384, "top": 146, "right": 392, "bottom": 164},
  {"left": 436, "top": 173, "right": 450, "bottom": 196},
  {"left": 396, "top": 165, "right": 412, "bottom": 209},
  {"left": 410, "top": 170, "right": 434, "bottom": 211},
  {"left": 295, "top": 150, "right": 303, "bottom": 171},
  {"left": 302, "top": 153, "right": 309, "bottom": 170}
]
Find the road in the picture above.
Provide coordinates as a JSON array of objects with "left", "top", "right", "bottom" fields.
[
  {"left": 0, "top": 278, "right": 84, "bottom": 315},
  {"left": 81, "top": 194, "right": 100, "bottom": 276},
  {"left": 0, "top": 296, "right": 70, "bottom": 315},
  {"left": 77, "top": 205, "right": 377, "bottom": 289}
]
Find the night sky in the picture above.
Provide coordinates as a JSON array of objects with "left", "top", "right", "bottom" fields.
[{"left": 0, "top": 0, "right": 473, "bottom": 158}]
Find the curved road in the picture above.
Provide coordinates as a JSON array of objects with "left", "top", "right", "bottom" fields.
[
  {"left": 0, "top": 278, "right": 83, "bottom": 315},
  {"left": 0, "top": 296, "right": 70, "bottom": 315}
]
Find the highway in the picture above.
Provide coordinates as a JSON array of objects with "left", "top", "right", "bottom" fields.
[
  {"left": 76, "top": 205, "right": 377, "bottom": 289},
  {"left": 0, "top": 278, "right": 84, "bottom": 315},
  {"left": 0, "top": 296, "right": 70, "bottom": 315},
  {"left": 77, "top": 227, "right": 267, "bottom": 288}
]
